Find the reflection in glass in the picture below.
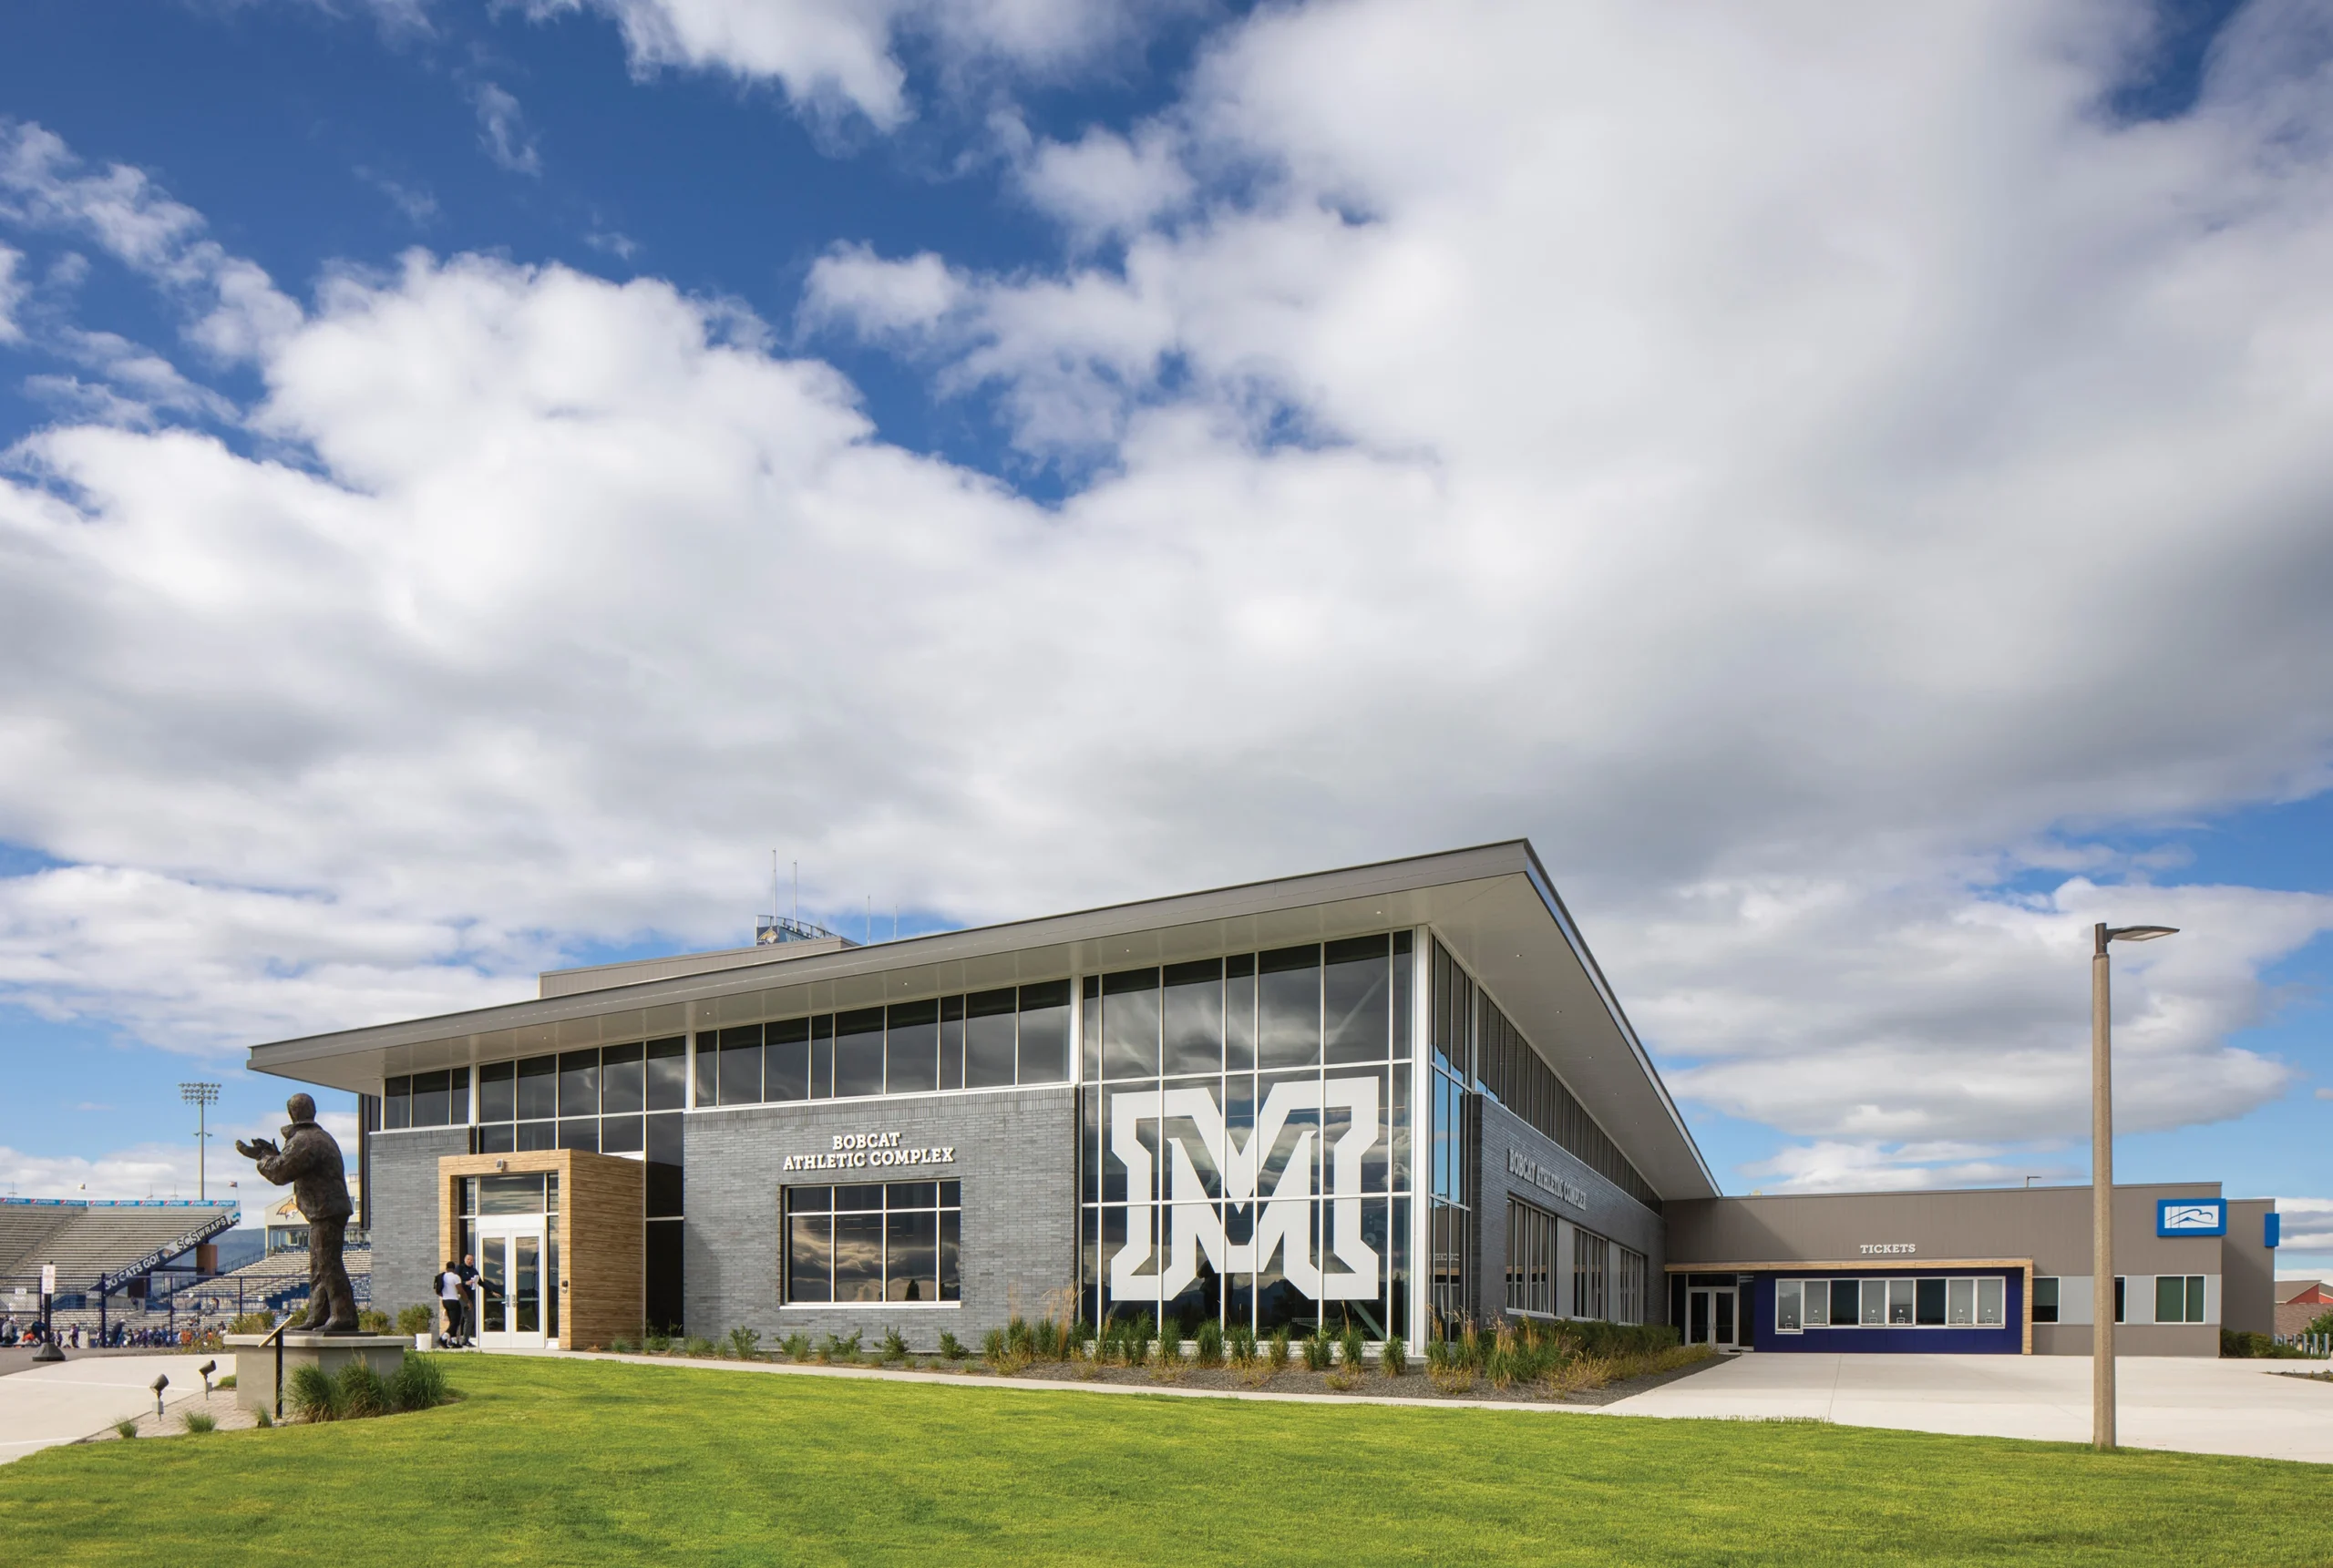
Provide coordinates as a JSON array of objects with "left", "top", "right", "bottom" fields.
[
  {"left": 599, "top": 1113, "right": 643, "bottom": 1153},
  {"left": 601, "top": 1043, "right": 644, "bottom": 1115},
  {"left": 833, "top": 1213, "right": 884, "bottom": 1302},
  {"left": 765, "top": 1018, "right": 809, "bottom": 1102},
  {"left": 478, "top": 1061, "right": 515, "bottom": 1122},
  {"left": 412, "top": 1071, "right": 450, "bottom": 1128},
  {"left": 940, "top": 997, "right": 964, "bottom": 1091},
  {"left": 719, "top": 1026, "right": 762, "bottom": 1106},
  {"left": 481, "top": 1236, "right": 507, "bottom": 1335},
  {"left": 514, "top": 1234, "right": 540, "bottom": 1334},
  {"left": 887, "top": 1210, "right": 937, "bottom": 1301},
  {"left": 645, "top": 1037, "right": 687, "bottom": 1111},
  {"left": 517, "top": 1119, "right": 555, "bottom": 1152},
  {"left": 965, "top": 989, "right": 1016, "bottom": 1089},
  {"left": 834, "top": 1009, "right": 885, "bottom": 1099},
  {"left": 887, "top": 999, "right": 940, "bottom": 1094},
  {"left": 1225, "top": 955, "right": 1256, "bottom": 1071},
  {"left": 1018, "top": 980, "right": 1072, "bottom": 1083},
  {"left": 1257, "top": 946, "right": 1321, "bottom": 1069},
  {"left": 788, "top": 1214, "right": 833, "bottom": 1303},
  {"left": 1323, "top": 935, "right": 1390, "bottom": 1064},
  {"left": 1102, "top": 969, "right": 1161, "bottom": 1079},
  {"left": 1163, "top": 959, "right": 1223, "bottom": 1075},
  {"left": 939, "top": 1210, "right": 961, "bottom": 1300},
  {"left": 811, "top": 1016, "right": 834, "bottom": 1099},
  {"left": 559, "top": 1050, "right": 600, "bottom": 1117},
  {"left": 557, "top": 1119, "right": 598, "bottom": 1153}
]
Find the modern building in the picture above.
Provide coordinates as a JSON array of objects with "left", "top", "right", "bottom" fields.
[{"left": 242, "top": 843, "right": 2278, "bottom": 1356}]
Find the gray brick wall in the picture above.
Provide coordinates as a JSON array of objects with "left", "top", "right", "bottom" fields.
[
  {"left": 368, "top": 1126, "right": 468, "bottom": 1324},
  {"left": 1475, "top": 1099, "right": 1666, "bottom": 1323},
  {"left": 683, "top": 1085, "right": 1074, "bottom": 1352}
]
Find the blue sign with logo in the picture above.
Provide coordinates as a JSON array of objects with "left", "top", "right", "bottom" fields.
[{"left": 2156, "top": 1198, "right": 2226, "bottom": 1237}]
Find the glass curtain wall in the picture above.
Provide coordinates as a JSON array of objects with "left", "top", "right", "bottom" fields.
[
  {"left": 1429, "top": 940, "right": 1475, "bottom": 1331},
  {"left": 692, "top": 982, "right": 1072, "bottom": 1108},
  {"left": 783, "top": 1182, "right": 962, "bottom": 1304},
  {"left": 468, "top": 1038, "right": 686, "bottom": 1333},
  {"left": 1080, "top": 933, "right": 1413, "bottom": 1342}
]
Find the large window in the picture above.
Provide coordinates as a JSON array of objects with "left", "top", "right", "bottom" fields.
[
  {"left": 1573, "top": 1228, "right": 1610, "bottom": 1320},
  {"left": 2033, "top": 1276, "right": 2059, "bottom": 1323},
  {"left": 1506, "top": 1198, "right": 1558, "bottom": 1316},
  {"left": 699, "top": 981, "right": 1072, "bottom": 1110},
  {"left": 1778, "top": 1275, "right": 2008, "bottom": 1332},
  {"left": 784, "top": 1182, "right": 961, "bottom": 1306},
  {"left": 2154, "top": 1274, "right": 2206, "bottom": 1324},
  {"left": 1082, "top": 934, "right": 1413, "bottom": 1344},
  {"left": 383, "top": 1068, "right": 471, "bottom": 1129}
]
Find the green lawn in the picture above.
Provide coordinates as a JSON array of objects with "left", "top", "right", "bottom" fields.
[{"left": 3, "top": 1356, "right": 2327, "bottom": 1566}]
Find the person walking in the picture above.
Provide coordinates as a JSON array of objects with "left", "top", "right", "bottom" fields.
[{"left": 437, "top": 1260, "right": 467, "bottom": 1348}]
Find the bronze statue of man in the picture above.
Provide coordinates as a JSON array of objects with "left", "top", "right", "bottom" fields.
[{"left": 236, "top": 1093, "right": 359, "bottom": 1334}]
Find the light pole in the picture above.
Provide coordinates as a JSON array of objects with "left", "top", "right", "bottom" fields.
[
  {"left": 180, "top": 1082, "right": 221, "bottom": 1202},
  {"left": 2091, "top": 920, "right": 2176, "bottom": 1452}
]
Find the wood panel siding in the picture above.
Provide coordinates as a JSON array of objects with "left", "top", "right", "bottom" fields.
[{"left": 437, "top": 1150, "right": 644, "bottom": 1348}]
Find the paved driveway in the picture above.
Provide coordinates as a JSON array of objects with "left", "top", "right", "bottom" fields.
[
  {"left": 0, "top": 1353, "right": 224, "bottom": 1464},
  {"left": 1604, "top": 1352, "right": 2333, "bottom": 1462}
]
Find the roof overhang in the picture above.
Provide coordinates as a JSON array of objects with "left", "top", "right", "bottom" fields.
[{"left": 244, "top": 840, "right": 1718, "bottom": 1200}]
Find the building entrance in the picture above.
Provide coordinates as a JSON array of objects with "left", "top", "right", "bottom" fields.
[
  {"left": 474, "top": 1219, "right": 549, "bottom": 1349},
  {"left": 1688, "top": 1285, "right": 1737, "bottom": 1349}
]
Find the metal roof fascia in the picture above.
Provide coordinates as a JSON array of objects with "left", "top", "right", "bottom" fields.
[
  {"left": 246, "top": 842, "right": 1535, "bottom": 1073},
  {"left": 1516, "top": 841, "right": 1718, "bottom": 1195}
]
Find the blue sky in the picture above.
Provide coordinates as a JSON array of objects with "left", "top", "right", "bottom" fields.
[{"left": 0, "top": 0, "right": 2328, "bottom": 1272}]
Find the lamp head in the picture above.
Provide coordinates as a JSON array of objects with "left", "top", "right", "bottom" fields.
[{"left": 2107, "top": 925, "right": 2179, "bottom": 943}]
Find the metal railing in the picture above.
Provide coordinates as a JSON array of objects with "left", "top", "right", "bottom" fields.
[{"left": 2276, "top": 1331, "right": 2331, "bottom": 1358}]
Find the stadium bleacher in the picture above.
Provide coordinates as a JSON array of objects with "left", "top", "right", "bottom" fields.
[{"left": 0, "top": 1198, "right": 240, "bottom": 1296}]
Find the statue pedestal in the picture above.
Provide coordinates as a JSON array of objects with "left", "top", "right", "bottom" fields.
[{"left": 225, "top": 1334, "right": 409, "bottom": 1415}]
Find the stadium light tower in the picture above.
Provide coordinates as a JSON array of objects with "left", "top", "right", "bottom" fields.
[
  {"left": 2091, "top": 922, "right": 2177, "bottom": 1452},
  {"left": 180, "top": 1081, "right": 221, "bottom": 1202}
]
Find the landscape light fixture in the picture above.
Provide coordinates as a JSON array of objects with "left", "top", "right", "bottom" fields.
[
  {"left": 150, "top": 1372, "right": 170, "bottom": 1418},
  {"left": 180, "top": 1081, "right": 221, "bottom": 1202},
  {"left": 2091, "top": 919, "right": 2179, "bottom": 1452}
]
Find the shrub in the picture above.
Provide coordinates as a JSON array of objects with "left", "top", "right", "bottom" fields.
[
  {"left": 1341, "top": 1326, "right": 1368, "bottom": 1370},
  {"left": 288, "top": 1363, "right": 339, "bottom": 1421},
  {"left": 838, "top": 1329, "right": 863, "bottom": 1359},
  {"left": 682, "top": 1336, "right": 718, "bottom": 1358},
  {"left": 1267, "top": 1327, "right": 1291, "bottom": 1371},
  {"left": 395, "top": 1305, "right": 435, "bottom": 1337},
  {"left": 881, "top": 1326, "right": 910, "bottom": 1362},
  {"left": 1006, "top": 1316, "right": 1035, "bottom": 1357},
  {"left": 2308, "top": 1311, "right": 2333, "bottom": 1338},
  {"left": 357, "top": 1309, "right": 393, "bottom": 1335},
  {"left": 253, "top": 1409, "right": 272, "bottom": 1429},
  {"left": 1129, "top": 1313, "right": 1156, "bottom": 1367},
  {"left": 1227, "top": 1324, "right": 1258, "bottom": 1368},
  {"left": 229, "top": 1311, "right": 277, "bottom": 1337},
  {"left": 1033, "top": 1318, "right": 1062, "bottom": 1359},
  {"left": 336, "top": 1360, "right": 391, "bottom": 1419},
  {"left": 643, "top": 1328, "right": 673, "bottom": 1354},
  {"left": 217, "top": 1373, "right": 236, "bottom": 1389},
  {"left": 938, "top": 1331, "right": 966, "bottom": 1359},
  {"left": 781, "top": 1332, "right": 812, "bottom": 1361},
  {"left": 1302, "top": 1327, "right": 1334, "bottom": 1371},
  {"left": 181, "top": 1409, "right": 218, "bottom": 1434},
  {"left": 1195, "top": 1320, "right": 1225, "bottom": 1368},
  {"left": 982, "top": 1327, "right": 1010, "bottom": 1368},
  {"left": 1382, "top": 1337, "right": 1408, "bottom": 1377},
  {"left": 727, "top": 1326, "right": 763, "bottom": 1360},
  {"left": 388, "top": 1354, "right": 449, "bottom": 1412},
  {"left": 114, "top": 1419, "right": 138, "bottom": 1440}
]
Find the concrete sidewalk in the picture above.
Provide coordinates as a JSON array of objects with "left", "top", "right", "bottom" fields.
[
  {"left": 0, "top": 1353, "right": 225, "bottom": 1464},
  {"left": 1604, "top": 1352, "right": 2333, "bottom": 1463}
]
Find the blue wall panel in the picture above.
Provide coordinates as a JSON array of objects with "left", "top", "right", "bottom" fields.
[{"left": 1748, "top": 1271, "right": 2023, "bottom": 1355}]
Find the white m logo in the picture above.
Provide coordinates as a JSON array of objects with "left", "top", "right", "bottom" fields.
[{"left": 1109, "top": 1077, "right": 1382, "bottom": 1303}]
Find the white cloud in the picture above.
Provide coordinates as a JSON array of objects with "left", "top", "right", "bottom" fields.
[
  {"left": 0, "top": 242, "right": 24, "bottom": 343},
  {"left": 0, "top": 1109, "right": 355, "bottom": 1204},
  {"left": 470, "top": 84, "right": 542, "bottom": 177},
  {"left": 4, "top": 5, "right": 2333, "bottom": 1214},
  {"left": 0, "top": 120, "right": 301, "bottom": 361},
  {"left": 522, "top": 0, "right": 1175, "bottom": 128},
  {"left": 1020, "top": 124, "right": 1193, "bottom": 244}
]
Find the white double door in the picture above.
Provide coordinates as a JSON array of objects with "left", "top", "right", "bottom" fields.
[{"left": 473, "top": 1219, "right": 550, "bottom": 1349}]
